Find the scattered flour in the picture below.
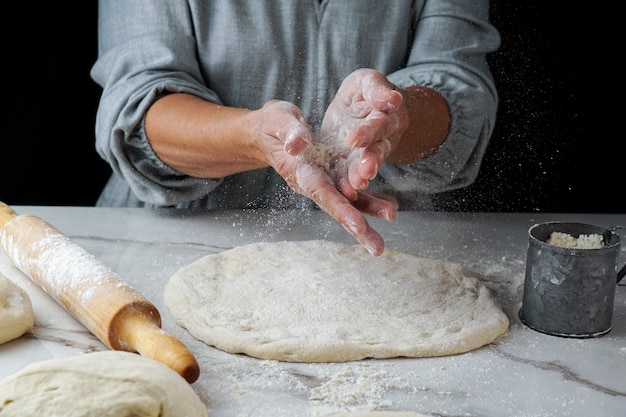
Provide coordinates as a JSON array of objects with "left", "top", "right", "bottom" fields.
[
  {"left": 546, "top": 232, "right": 604, "bottom": 249},
  {"left": 310, "top": 366, "right": 390, "bottom": 407},
  {"left": 309, "top": 363, "right": 417, "bottom": 412}
]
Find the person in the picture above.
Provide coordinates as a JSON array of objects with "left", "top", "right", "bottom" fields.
[{"left": 90, "top": 1, "right": 500, "bottom": 256}]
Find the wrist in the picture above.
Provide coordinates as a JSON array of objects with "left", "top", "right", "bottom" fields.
[{"left": 387, "top": 85, "right": 450, "bottom": 165}]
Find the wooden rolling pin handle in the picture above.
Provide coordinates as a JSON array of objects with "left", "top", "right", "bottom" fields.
[
  {"left": 118, "top": 311, "right": 201, "bottom": 384},
  {"left": 0, "top": 202, "right": 200, "bottom": 383}
]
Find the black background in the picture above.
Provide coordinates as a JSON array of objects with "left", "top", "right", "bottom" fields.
[{"left": 3, "top": 3, "right": 621, "bottom": 213}]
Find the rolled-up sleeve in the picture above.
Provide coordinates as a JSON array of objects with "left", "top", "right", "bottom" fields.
[
  {"left": 91, "top": 0, "right": 222, "bottom": 206},
  {"left": 384, "top": 0, "right": 500, "bottom": 193}
]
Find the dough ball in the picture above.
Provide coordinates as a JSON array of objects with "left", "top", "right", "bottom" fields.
[
  {"left": 165, "top": 240, "right": 509, "bottom": 362},
  {"left": 0, "top": 350, "right": 207, "bottom": 417},
  {"left": 0, "top": 273, "right": 35, "bottom": 344}
]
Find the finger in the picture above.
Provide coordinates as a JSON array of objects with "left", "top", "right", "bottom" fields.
[
  {"left": 344, "top": 218, "right": 385, "bottom": 257},
  {"left": 368, "top": 86, "right": 403, "bottom": 113},
  {"left": 358, "top": 70, "right": 403, "bottom": 111},
  {"left": 337, "top": 208, "right": 385, "bottom": 256},
  {"left": 340, "top": 151, "right": 370, "bottom": 192},
  {"left": 297, "top": 165, "right": 385, "bottom": 256},
  {"left": 284, "top": 125, "right": 313, "bottom": 155},
  {"left": 337, "top": 175, "right": 359, "bottom": 201},
  {"left": 283, "top": 118, "right": 313, "bottom": 156},
  {"left": 357, "top": 138, "right": 391, "bottom": 181},
  {"left": 315, "top": 191, "right": 387, "bottom": 256},
  {"left": 262, "top": 101, "right": 313, "bottom": 156},
  {"left": 344, "top": 132, "right": 391, "bottom": 190},
  {"left": 352, "top": 191, "right": 398, "bottom": 221},
  {"left": 346, "top": 116, "right": 388, "bottom": 148}
]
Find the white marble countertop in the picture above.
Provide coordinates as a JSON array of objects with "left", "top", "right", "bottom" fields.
[{"left": 1, "top": 206, "right": 625, "bottom": 417}]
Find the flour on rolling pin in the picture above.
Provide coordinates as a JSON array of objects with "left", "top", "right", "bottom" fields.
[
  {"left": 0, "top": 215, "right": 141, "bottom": 309},
  {"left": 0, "top": 214, "right": 161, "bottom": 351},
  {"left": 2, "top": 219, "right": 105, "bottom": 304}
]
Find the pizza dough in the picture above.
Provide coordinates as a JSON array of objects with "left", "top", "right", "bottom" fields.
[
  {"left": 164, "top": 240, "right": 509, "bottom": 362},
  {"left": 0, "top": 273, "right": 35, "bottom": 344},
  {"left": 0, "top": 350, "right": 207, "bottom": 417}
]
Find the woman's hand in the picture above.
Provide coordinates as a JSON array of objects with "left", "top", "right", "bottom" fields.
[{"left": 319, "top": 69, "right": 409, "bottom": 201}]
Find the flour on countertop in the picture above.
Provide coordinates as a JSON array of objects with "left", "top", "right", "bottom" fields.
[
  {"left": 307, "top": 362, "right": 419, "bottom": 415},
  {"left": 310, "top": 365, "right": 393, "bottom": 408}
]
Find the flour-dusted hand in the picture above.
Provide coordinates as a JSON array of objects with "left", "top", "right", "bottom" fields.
[
  {"left": 320, "top": 69, "right": 409, "bottom": 201},
  {"left": 274, "top": 142, "right": 395, "bottom": 257},
  {"left": 267, "top": 71, "right": 405, "bottom": 256},
  {"left": 251, "top": 100, "right": 392, "bottom": 256}
]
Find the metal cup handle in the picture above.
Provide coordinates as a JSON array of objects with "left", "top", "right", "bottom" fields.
[{"left": 610, "top": 225, "right": 626, "bottom": 284}]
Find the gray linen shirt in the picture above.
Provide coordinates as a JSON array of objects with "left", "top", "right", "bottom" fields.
[{"left": 91, "top": 0, "right": 500, "bottom": 210}]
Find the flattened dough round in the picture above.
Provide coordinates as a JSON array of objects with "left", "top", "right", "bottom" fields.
[
  {"left": 0, "top": 273, "right": 35, "bottom": 344},
  {"left": 0, "top": 350, "right": 207, "bottom": 417},
  {"left": 165, "top": 240, "right": 509, "bottom": 362}
]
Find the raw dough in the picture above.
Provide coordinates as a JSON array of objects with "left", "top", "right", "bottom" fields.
[
  {"left": 164, "top": 240, "right": 509, "bottom": 362},
  {"left": 0, "top": 350, "right": 207, "bottom": 417},
  {"left": 0, "top": 273, "right": 35, "bottom": 344}
]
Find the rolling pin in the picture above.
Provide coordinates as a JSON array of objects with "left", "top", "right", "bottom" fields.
[{"left": 0, "top": 202, "right": 200, "bottom": 383}]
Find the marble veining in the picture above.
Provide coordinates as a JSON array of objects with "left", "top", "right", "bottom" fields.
[{"left": 492, "top": 346, "right": 626, "bottom": 397}]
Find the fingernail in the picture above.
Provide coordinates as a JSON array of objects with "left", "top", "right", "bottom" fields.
[{"left": 361, "top": 159, "right": 378, "bottom": 180}]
